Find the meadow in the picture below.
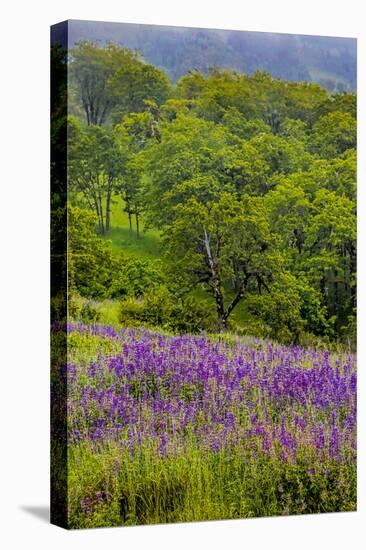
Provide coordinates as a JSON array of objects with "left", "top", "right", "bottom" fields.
[{"left": 64, "top": 323, "right": 356, "bottom": 528}]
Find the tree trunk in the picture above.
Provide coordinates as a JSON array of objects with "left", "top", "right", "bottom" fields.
[
  {"left": 212, "top": 281, "right": 226, "bottom": 332},
  {"left": 320, "top": 274, "right": 326, "bottom": 301},
  {"left": 334, "top": 269, "right": 339, "bottom": 330},
  {"left": 99, "top": 217, "right": 105, "bottom": 235},
  {"left": 128, "top": 210, "right": 133, "bottom": 235},
  {"left": 218, "top": 312, "right": 228, "bottom": 332},
  {"left": 92, "top": 194, "right": 103, "bottom": 234},
  {"left": 135, "top": 212, "right": 140, "bottom": 239},
  {"left": 349, "top": 243, "right": 356, "bottom": 309},
  {"left": 98, "top": 198, "right": 105, "bottom": 235},
  {"left": 202, "top": 227, "right": 227, "bottom": 332},
  {"left": 225, "top": 288, "right": 245, "bottom": 323},
  {"left": 106, "top": 185, "right": 112, "bottom": 234}
]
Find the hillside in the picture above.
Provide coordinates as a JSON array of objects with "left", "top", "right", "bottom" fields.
[{"left": 65, "top": 19, "right": 356, "bottom": 92}]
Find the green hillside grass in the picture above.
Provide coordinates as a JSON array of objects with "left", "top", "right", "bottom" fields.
[{"left": 103, "top": 196, "right": 161, "bottom": 258}]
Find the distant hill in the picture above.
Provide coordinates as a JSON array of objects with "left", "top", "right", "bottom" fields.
[{"left": 64, "top": 19, "right": 356, "bottom": 92}]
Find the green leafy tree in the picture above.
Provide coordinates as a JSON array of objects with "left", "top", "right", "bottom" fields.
[
  {"left": 68, "top": 205, "right": 114, "bottom": 298},
  {"left": 163, "top": 193, "right": 283, "bottom": 331},
  {"left": 109, "top": 258, "right": 164, "bottom": 299},
  {"left": 218, "top": 142, "right": 271, "bottom": 195},
  {"left": 145, "top": 114, "right": 233, "bottom": 227},
  {"left": 70, "top": 41, "right": 170, "bottom": 126},
  {"left": 303, "top": 189, "right": 356, "bottom": 331},
  {"left": 69, "top": 42, "right": 141, "bottom": 125},
  {"left": 278, "top": 117, "right": 308, "bottom": 142},
  {"left": 68, "top": 117, "right": 128, "bottom": 234},
  {"left": 120, "top": 152, "right": 148, "bottom": 238},
  {"left": 265, "top": 181, "right": 311, "bottom": 256},
  {"left": 248, "top": 133, "right": 312, "bottom": 176},
  {"left": 246, "top": 273, "right": 304, "bottom": 344},
  {"left": 315, "top": 92, "right": 356, "bottom": 120},
  {"left": 119, "top": 287, "right": 216, "bottom": 334},
  {"left": 310, "top": 111, "right": 356, "bottom": 159},
  {"left": 160, "top": 99, "right": 192, "bottom": 121},
  {"left": 114, "top": 103, "right": 161, "bottom": 236},
  {"left": 221, "top": 107, "right": 271, "bottom": 140},
  {"left": 109, "top": 64, "right": 171, "bottom": 123}
]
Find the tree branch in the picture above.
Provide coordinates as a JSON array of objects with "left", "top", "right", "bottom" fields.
[{"left": 224, "top": 287, "right": 245, "bottom": 320}]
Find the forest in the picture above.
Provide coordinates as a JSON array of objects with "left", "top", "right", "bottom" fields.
[{"left": 57, "top": 40, "right": 357, "bottom": 348}]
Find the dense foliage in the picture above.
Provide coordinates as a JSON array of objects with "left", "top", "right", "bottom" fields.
[{"left": 67, "top": 41, "right": 356, "bottom": 347}]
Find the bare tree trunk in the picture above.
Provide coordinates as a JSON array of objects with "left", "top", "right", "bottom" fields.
[
  {"left": 135, "top": 212, "right": 140, "bottom": 239},
  {"left": 128, "top": 210, "right": 133, "bottom": 235},
  {"left": 106, "top": 198, "right": 111, "bottom": 233},
  {"left": 218, "top": 307, "right": 228, "bottom": 332},
  {"left": 92, "top": 192, "right": 103, "bottom": 234},
  {"left": 106, "top": 182, "right": 112, "bottom": 234},
  {"left": 212, "top": 280, "right": 226, "bottom": 331},
  {"left": 225, "top": 289, "right": 245, "bottom": 322},
  {"left": 123, "top": 195, "right": 134, "bottom": 236},
  {"left": 99, "top": 101, "right": 110, "bottom": 126},
  {"left": 98, "top": 197, "right": 105, "bottom": 235},
  {"left": 320, "top": 274, "right": 326, "bottom": 301},
  {"left": 96, "top": 175, "right": 105, "bottom": 234},
  {"left": 203, "top": 227, "right": 227, "bottom": 331}
]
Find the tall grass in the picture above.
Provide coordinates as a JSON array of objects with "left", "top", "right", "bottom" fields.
[{"left": 69, "top": 440, "right": 355, "bottom": 528}]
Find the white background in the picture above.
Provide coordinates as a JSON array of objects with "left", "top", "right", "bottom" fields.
[{"left": 1, "top": 0, "right": 365, "bottom": 548}]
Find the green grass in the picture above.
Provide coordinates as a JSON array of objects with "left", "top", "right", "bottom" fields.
[
  {"left": 96, "top": 300, "right": 122, "bottom": 327},
  {"left": 104, "top": 196, "right": 161, "bottom": 258},
  {"left": 68, "top": 441, "right": 355, "bottom": 528}
]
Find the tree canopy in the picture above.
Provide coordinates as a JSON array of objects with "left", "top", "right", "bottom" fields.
[{"left": 66, "top": 41, "right": 357, "bottom": 346}]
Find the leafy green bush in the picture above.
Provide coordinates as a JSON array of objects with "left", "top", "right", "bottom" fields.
[
  {"left": 68, "top": 294, "right": 100, "bottom": 324},
  {"left": 68, "top": 205, "right": 114, "bottom": 298},
  {"left": 79, "top": 302, "right": 100, "bottom": 323},
  {"left": 246, "top": 273, "right": 304, "bottom": 344},
  {"left": 119, "top": 297, "right": 148, "bottom": 328},
  {"left": 119, "top": 287, "right": 217, "bottom": 333},
  {"left": 110, "top": 258, "right": 165, "bottom": 299}
]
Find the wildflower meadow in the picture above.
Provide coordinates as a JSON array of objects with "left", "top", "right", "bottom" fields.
[{"left": 61, "top": 323, "right": 356, "bottom": 527}]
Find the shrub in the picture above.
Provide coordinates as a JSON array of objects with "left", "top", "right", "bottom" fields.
[
  {"left": 119, "top": 287, "right": 217, "bottom": 334},
  {"left": 246, "top": 273, "right": 304, "bottom": 344},
  {"left": 68, "top": 205, "right": 114, "bottom": 298},
  {"left": 68, "top": 294, "right": 100, "bottom": 324},
  {"left": 110, "top": 258, "right": 165, "bottom": 299}
]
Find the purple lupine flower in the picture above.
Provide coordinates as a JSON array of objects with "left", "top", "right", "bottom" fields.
[{"left": 66, "top": 323, "right": 356, "bottom": 484}]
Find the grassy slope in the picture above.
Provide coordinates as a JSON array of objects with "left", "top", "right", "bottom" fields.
[{"left": 103, "top": 196, "right": 161, "bottom": 258}]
